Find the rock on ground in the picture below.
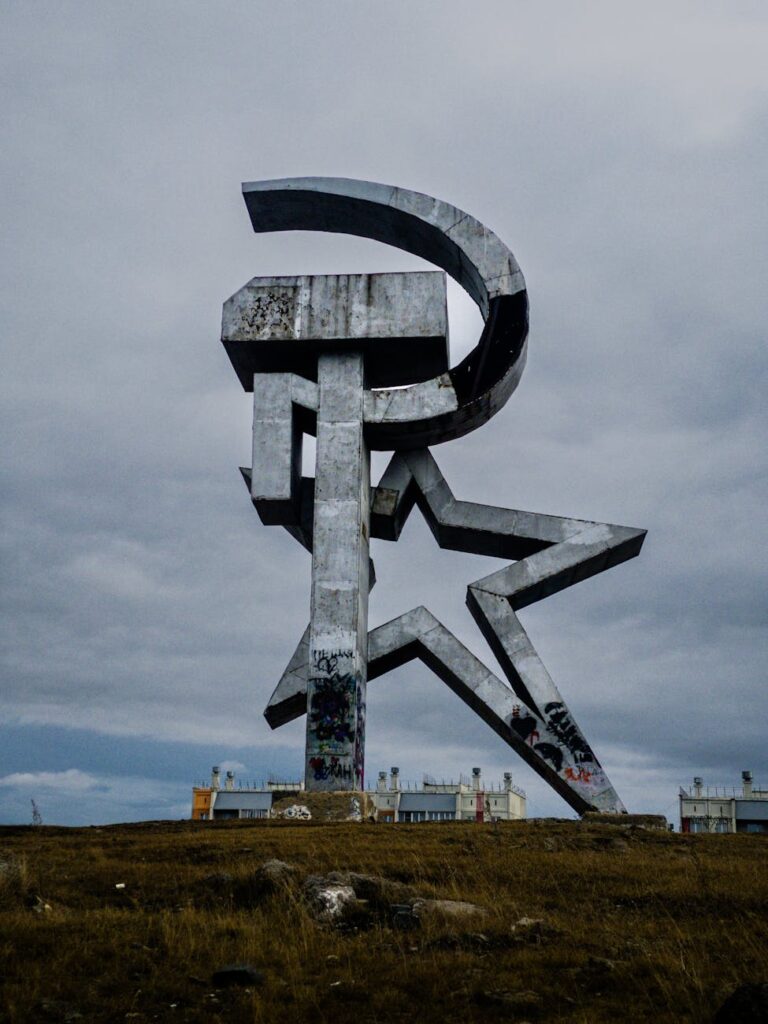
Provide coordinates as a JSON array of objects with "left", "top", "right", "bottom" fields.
[
  {"left": 303, "top": 876, "right": 365, "bottom": 925},
  {"left": 211, "top": 964, "right": 265, "bottom": 988},
  {"left": 714, "top": 982, "right": 768, "bottom": 1024},
  {"left": 412, "top": 898, "right": 487, "bottom": 922},
  {"left": 324, "top": 871, "right": 416, "bottom": 908}
]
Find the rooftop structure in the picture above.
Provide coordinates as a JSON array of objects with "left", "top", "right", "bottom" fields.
[
  {"left": 679, "top": 771, "right": 767, "bottom": 834},
  {"left": 373, "top": 766, "right": 525, "bottom": 823},
  {"left": 191, "top": 766, "right": 526, "bottom": 823}
]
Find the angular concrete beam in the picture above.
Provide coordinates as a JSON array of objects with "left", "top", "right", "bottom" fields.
[
  {"left": 378, "top": 449, "right": 642, "bottom": 812},
  {"left": 306, "top": 352, "right": 370, "bottom": 790},
  {"left": 264, "top": 448, "right": 643, "bottom": 812},
  {"left": 240, "top": 467, "right": 377, "bottom": 588},
  {"left": 247, "top": 373, "right": 317, "bottom": 526},
  {"left": 224, "top": 271, "right": 448, "bottom": 390},
  {"left": 265, "top": 606, "right": 622, "bottom": 815}
]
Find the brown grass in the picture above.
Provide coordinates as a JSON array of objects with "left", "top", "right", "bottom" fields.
[{"left": 0, "top": 819, "right": 766, "bottom": 1023}]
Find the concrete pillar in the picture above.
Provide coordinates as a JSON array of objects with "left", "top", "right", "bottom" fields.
[
  {"left": 211, "top": 766, "right": 220, "bottom": 791},
  {"left": 305, "top": 352, "right": 370, "bottom": 791},
  {"left": 742, "top": 770, "right": 753, "bottom": 798}
]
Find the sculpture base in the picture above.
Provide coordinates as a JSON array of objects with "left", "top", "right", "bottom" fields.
[
  {"left": 271, "top": 791, "right": 376, "bottom": 823},
  {"left": 582, "top": 812, "right": 668, "bottom": 829}
]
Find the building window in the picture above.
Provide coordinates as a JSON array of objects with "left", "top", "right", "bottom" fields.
[{"left": 239, "top": 809, "right": 267, "bottom": 819}]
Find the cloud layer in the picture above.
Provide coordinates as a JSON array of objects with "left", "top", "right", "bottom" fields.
[{"left": 1, "top": 2, "right": 766, "bottom": 823}]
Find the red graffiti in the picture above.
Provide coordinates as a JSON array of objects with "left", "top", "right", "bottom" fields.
[{"left": 565, "top": 766, "right": 593, "bottom": 784}]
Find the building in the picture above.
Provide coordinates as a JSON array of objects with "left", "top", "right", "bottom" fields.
[
  {"left": 372, "top": 767, "right": 526, "bottom": 822},
  {"left": 679, "top": 771, "right": 767, "bottom": 834},
  {"left": 191, "top": 766, "right": 526, "bottom": 822},
  {"left": 191, "top": 767, "right": 303, "bottom": 821}
]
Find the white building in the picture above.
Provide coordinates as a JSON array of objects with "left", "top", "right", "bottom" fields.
[
  {"left": 192, "top": 765, "right": 526, "bottom": 822},
  {"left": 679, "top": 771, "right": 768, "bottom": 834},
  {"left": 372, "top": 767, "right": 526, "bottom": 823}
]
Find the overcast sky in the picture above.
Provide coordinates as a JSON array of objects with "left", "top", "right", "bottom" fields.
[{"left": 1, "top": 1, "right": 766, "bottom": 825}]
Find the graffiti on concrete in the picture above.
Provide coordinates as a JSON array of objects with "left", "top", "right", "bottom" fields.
[
  {"left": 353, "top": 681, "right": 365, "bottom": 788},
  {"left": 532, "top": 741, "right": 564, "bottom": 773},
  {"left": 510, "top": 710, "right": 540, "bottom": 746},
  {"left": 544, "top": 701, "right": 596, "bottom": 765},
  {"left": 509, "top": 710, "right": 566, "bottom": 773},
  {"left": 308, "top": 755, "right": 353, "bottom": 783},
  {"left": 308, "top": 650, "right": 357, "bottom": 746}
]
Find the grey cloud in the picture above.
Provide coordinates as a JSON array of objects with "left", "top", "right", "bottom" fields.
[{"left": 1, "top": 1, "right": 766, "bottom": 821}]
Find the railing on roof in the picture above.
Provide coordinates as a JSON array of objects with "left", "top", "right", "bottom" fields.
[{"left": 679, "top": 784, "right": 766, "bottom": 799}]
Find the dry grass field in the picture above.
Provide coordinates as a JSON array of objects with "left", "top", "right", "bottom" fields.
[{"left": 1, "top": 818, "right": 766, "bottom": 1023}]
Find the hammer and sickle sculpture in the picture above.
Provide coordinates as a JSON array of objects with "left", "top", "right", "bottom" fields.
[{"left": 222, "top": 177, "right": 645, "bottom": 814}]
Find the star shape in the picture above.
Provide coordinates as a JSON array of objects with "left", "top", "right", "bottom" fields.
[{"left": 243, "top": 448, "right": 645, "bottom": 814}]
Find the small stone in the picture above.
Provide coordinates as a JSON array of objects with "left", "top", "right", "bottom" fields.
[
  {"left": 390, "top": 903, "right": 419, "bottom": 931},
  {"left": 258, "top": 858, "right": 297, "bottom": 885},
  {"left": 474, "top": 988, "right": 542, "bottom": 1015},
  {"left": 714, "top": 982, "right": 768, "bottom": 1023},
  {"left": 199, "top": 871, "right": 234, "bottom": 903},
  {"left": 211, "top": 964, "right": 265, "bottom": 988},
  {"left": 510, "top": 916, "right": 559, "bottom": 946},
  {"left": 587, "top": 955, "right": 616, "bottom": 972},
  {"left": 327, "top": 871, "right": 416, "bottom": 908},
  {"left": 37, "top": 1004, "right": 83, "bottom": 1023},
  {"left": 303, "top": 876, "right": 369, "bottom": 926},
  {"left": 328, "top": 980, "right": 367, "bottom": 1002},
  {"left": 245, "top": 859, "right": 298, "bottom": 902},
  {"left": 412, "top": 898, "right": 487, "bottom": 922}
]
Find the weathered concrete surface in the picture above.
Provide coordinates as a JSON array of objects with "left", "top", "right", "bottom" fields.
[
  {"left": 271, "top": 792, "right": 375, "bottom": 822},
  {"left": 250, "top": 373, "right": 302, "bottom": 525},
  {"left": 227, "top": 177, "right": 646, "bottom": 813},
  {"left": 223, "top": 271, "right": 448, "bottom": 390},
  {"left": 276, "top": 604, "right": 621, "bottom": 816},
  {"left": 237, "top": 177, "right": 529, "bottom": 449},
  {"left": 261, "top": 448, "right": 645, "bottom": 815},
  {"left": 306, "top": 353, "right": 370, "bottom": 791}
]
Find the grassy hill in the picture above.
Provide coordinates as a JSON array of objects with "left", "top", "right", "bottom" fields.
[{"left": 1, "top": 818, "right": 766, "bottom": 1023}]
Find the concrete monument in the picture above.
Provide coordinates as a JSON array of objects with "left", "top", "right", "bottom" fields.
[{"left": 222, "top": 177, "right": 646, "bottom": 814}]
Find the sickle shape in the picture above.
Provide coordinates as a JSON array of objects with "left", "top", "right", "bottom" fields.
[{"left": 242, "top": 177, "right": 529, "bottom": 449}]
